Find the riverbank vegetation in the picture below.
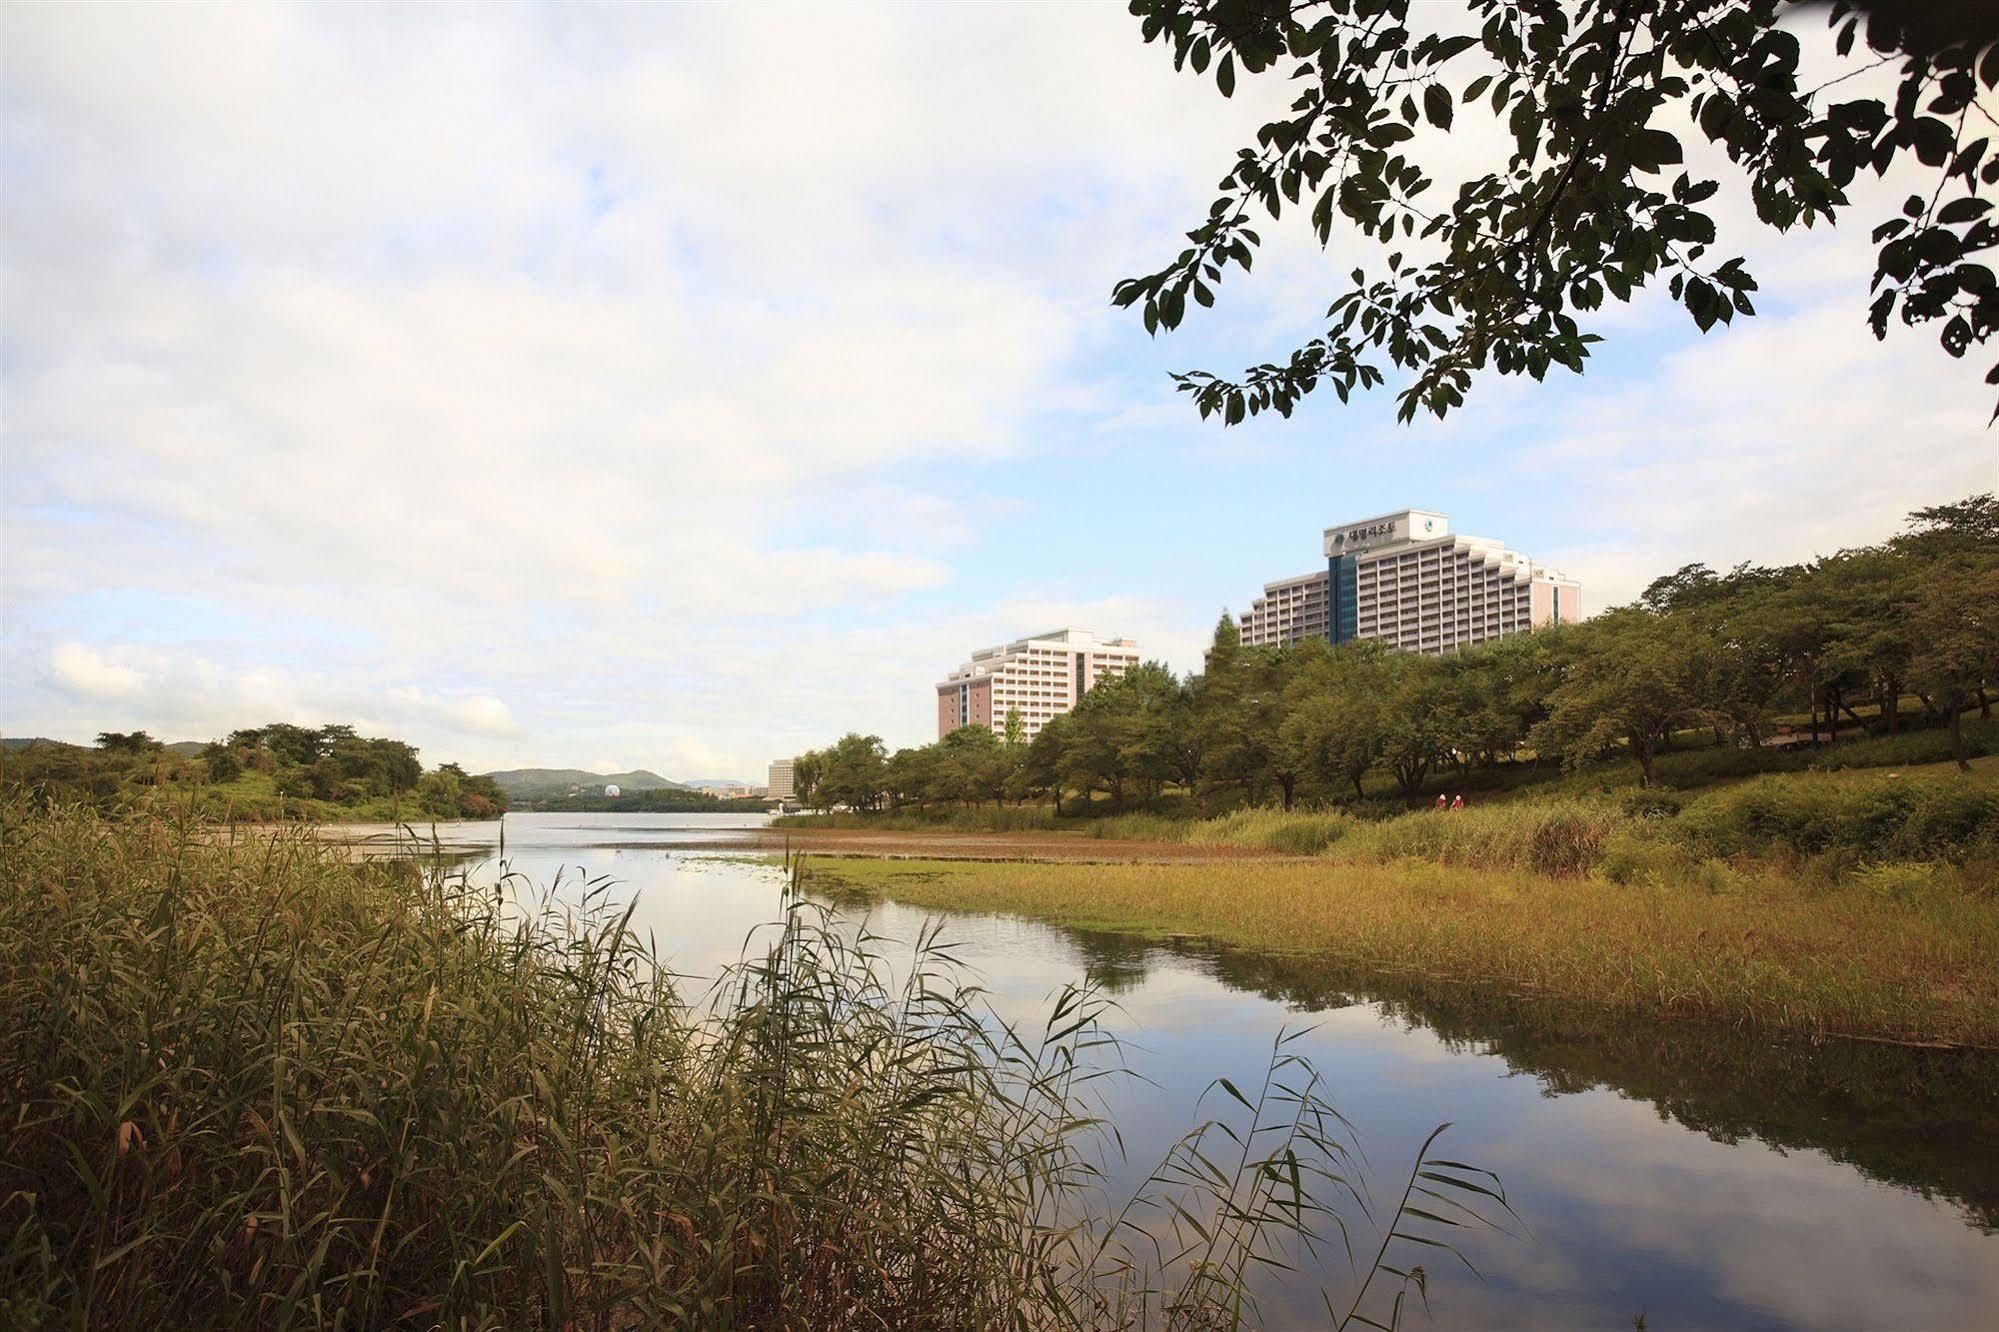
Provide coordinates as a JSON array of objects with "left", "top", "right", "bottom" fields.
[
  {"left": 801, "top": 759, "right": 1999, "bottom": 1044},
  {"left": 787, "top": 495, "right": 1997, "bottom": 818},
  {"left": 1, "top": 724, "right": 508, "bottom": 822},
  {"left": 0, "top": 803, "right": 1502, "bottom": 1329},
  {"left": 805, "top": 823, "right": 1999, "bottom": 1047}
]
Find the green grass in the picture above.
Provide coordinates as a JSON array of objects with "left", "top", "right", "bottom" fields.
[{"left": 0, "top": 802, "right": 1502, "bottom": 1330}]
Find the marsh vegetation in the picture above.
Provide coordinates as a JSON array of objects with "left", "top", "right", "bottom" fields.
[{"left": 0, "top": 804, "right": 1507, "bottom": 1330}]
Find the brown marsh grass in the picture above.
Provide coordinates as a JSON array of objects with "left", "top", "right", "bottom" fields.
[{"left": 805, "top": 853, "right": 1999, "bottom": 1048}]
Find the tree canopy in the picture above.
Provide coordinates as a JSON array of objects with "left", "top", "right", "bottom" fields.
[{"left": 1114, "top": 0, "right": 1999, "bottom": 422}]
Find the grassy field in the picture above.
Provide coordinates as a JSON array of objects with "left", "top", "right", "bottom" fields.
[
  {"left": 0, "top": 803, "right": 1495, "bottom": 1330},
  {"left": 804, "top": 851, "right": 1999, "bottom": 1046}
]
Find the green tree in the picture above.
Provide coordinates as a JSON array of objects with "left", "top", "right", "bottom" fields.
[
  {"left": 1023, "top": 715, "right": 1072, "bottom": 813},
  {"left": 1060, "top": 683, "right": 1135, "bottom": 808},
  {"left": 244, "top": 723, "right": 324, "bottom": 768},
  {"left": 1279, "top": 642, "right": 1388, "bottom": 800},
  {"left": 1532, "top": 608, "right": 1736, "bottom": 785},
  {"left": 1187, "top": 615, "right": 1247, "bottom": 806},
  {"left": 792, "top": 751, "right": 825, "bottom": 811},
  {"left": 1116, "top": 661, "right": 1189, "bottom": 804},
  {"left": 1906, "top": 560, "right": 1999, "bottom": 770},
  {"left": 938, "top": 723, "right": 1007, "bottom": 806},
  {"left": 819, "top": 733, "right": 889, "bottom": 812},
  {"left": 1116, "top": 1, "right": 1999, "bottom": 423},
  {"left": 1377, "top": 652, "right": 1453, "bottom": 797},
  {"left": 1818, "top": 549, "right": 1924, "bottom": 733},
  {"left": 199, "top": 742, "right": 242, "bottom": 785}
]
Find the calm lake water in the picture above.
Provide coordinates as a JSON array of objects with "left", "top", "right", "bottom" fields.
[{"left": 340, "top": 812, "right": 1999, "bottom": 1330}]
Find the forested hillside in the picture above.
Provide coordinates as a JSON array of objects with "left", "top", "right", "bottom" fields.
[{"left": 2, "top": 724, "right": 507, "bottom": 822}]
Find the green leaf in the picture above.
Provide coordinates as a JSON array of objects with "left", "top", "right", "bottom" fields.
[{"left": 1425, "top": 84, "right": 1453, "bottom": 131}]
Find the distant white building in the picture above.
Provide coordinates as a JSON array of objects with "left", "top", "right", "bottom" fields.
[
  {"left": 936, "top": 627, "right": 1141, "bottom": 741},
  {"left": 1237, "top": 509, "right": 1580, "bottom": 655},
  {"left": 766, "top": 759, "right": 796, "bottom": 802}
]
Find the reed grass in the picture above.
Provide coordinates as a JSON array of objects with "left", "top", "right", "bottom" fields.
[{"left": 0, "top": 802, "right": 1500, "bottom": 1329}]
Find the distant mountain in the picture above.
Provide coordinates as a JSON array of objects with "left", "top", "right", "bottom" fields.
[
  {"left": 5, "top": 737, "right": 207, "bottom": 755},
  {"left": 481, "top": 767, "right": 685, "bottom": 799},
  {"left": 680, "top": 777, "right": 752, "bottom": 789}
]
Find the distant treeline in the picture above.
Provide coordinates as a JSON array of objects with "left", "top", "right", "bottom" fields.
[
  {"left": 517, "top": 788, "right": 772, "bottom": 813},
  {"left": 2, "top": 723, "right": 508, "bottom": 821},
  {"left": 794, "top": 494, "right": 1998, "bottom": 813}
]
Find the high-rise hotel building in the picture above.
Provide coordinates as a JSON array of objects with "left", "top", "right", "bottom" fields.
[
  {"left": 1237, "top": 509, "right": 1580, "bottom": 655},
  {"left": 936, "top": 628, "right": 1141, "bottom": 740}
]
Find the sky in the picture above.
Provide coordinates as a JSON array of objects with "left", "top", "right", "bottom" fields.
[{"left": 4, "top": 3, "right": 1996, "bottom": 781}]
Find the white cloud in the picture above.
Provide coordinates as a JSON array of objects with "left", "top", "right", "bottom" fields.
[
  {"left": 48, "top": 643, "right": 146, "bottom": 701},
  {"left": 387, "top": 688, "right": 523, "bottom": 739}
]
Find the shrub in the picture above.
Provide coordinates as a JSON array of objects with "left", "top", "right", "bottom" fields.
[
  {"left": 1332, "top": 800, "right": 1620, "bottom": 877},
  {"left": 1179, "top": 808, "right": 1356, "bottom": 854},
  {"left": 1849, "top": 861, "right": 1947, "bottom": 904},
  {"left": 1621, "top": 788, "right": 1683, "bottom": 819},
  {"left": 1593, "top": 829, "right": 1695, "bottom": 886},
  {"left": 1675, "top": 772, "right": 1999, "bottom": 864}
]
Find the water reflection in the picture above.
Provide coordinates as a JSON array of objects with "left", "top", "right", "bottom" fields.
[
  {"left": 1079, "top": 935, "right": 1999, "bottom": 1234},
  {"left": 335, "top": 815, "right": 1999, "bottom": 1329}
]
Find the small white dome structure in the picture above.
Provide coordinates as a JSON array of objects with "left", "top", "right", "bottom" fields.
[{"left": 604, "top": 784, "right": 621, "bottom": 798}]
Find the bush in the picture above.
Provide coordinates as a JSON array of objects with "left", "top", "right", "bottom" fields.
[
  {"left": 1181, "top": 808, "right": 1356, "bottom": 854},
  {"left": 1333, "top": 800, "right": 1620, "bottom": 877},
  {"left": 1674, "top": 772, "right": 1999, "bottom": 864},
  {"left": 1849, "top": 861, "right": 1947, "bottom": 904},
  {"left": 1621, "top": 788, "right": 1683, "bottom": 819}
]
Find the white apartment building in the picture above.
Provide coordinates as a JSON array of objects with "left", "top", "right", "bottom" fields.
[
  {"left": 1237, "top": 509, "right": 1580, "bottom": 655},
  {"left": 1237, "top": 570, "right": 1330, "bottom": 649},
  {"left": 936, "top": 628, "right": 1141, "bottom": 740},
  {"left": 766, "top": 759, "right": 796, "bottom": 802}
]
